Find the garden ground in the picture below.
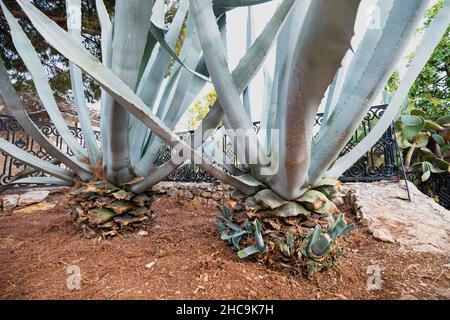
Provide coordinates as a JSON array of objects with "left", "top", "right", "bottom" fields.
[{"left": 0, "top": 187, "right": 449, "bottom": 300}]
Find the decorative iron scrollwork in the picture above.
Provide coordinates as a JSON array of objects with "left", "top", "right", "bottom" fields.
[{"left": 0, "top": 104, "right": 411, "bottom": 191}]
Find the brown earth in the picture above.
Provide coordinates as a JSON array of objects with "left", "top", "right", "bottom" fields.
[{"left": 0, "top": 192, "right": 449, "bottom": 300}]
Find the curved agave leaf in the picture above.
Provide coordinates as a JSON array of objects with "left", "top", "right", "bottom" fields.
[
  {"left": 10, "top": 159, "right": 59, "bottom": 181},
  {"left": 311, "top": 0, "right": 428, "bottom": 184},
  {"left": 95, "top": 0, "right": 112, "bottom": 66},
  {"left": 252, "top": 219, "right": 265, "bottom": 251},
  {"left": 262, "top": 3, "right": 302, "bottom": 158},
  {"left": 424, "top": 120, "right": 444, "bottom": 131},
  {"left": 237, "top": 245, "right": 260, "bottom": 258},
  {"left": 259, "top": 66, "right": 273, "bottom": 150},
  {"left": 130, "top": 0, "right": 295, "bottom": 193},
  {"left": 103, "top": 0, "right": 154, "bottom": 184},
  {"left": 327, "top": 1, "right": 449, "bottom": 179},
  {"left": 253, "top": 188, "right": 288, "bottom": 209},
  {"left": 272, "top": 202, "right": 310, "bottom": 218},
  {"left": 0, "top": 57, "right": 92, "bottom": 180},
  {"left": 305, "top": 213, "right": 353, "bottom": 260},
  {"left": 190, "top": 0, "right": 270, "bottom": 177},
  {"left": 213, "top": 0, "right": 273, "bottom": 15},
  {"left": 66, "top": 0, "right": 101, "bottom": 164},
  {"left": 0, "top": 0, "right": 88, "bottom": 161},
  {"left": 96, "top": 0, "right": 113, "bottom": 167},
  {"left": 129, "top": 0, "right": 190, "bottom": 171},
  {"left": 150, "top": 0, "right": 166, "bottom": 30},
  {"left": 232, "top": 0, "right": 295, "bottom": 93},
  {"left": 411, "top": 109, "right": 427, "bottom": 117},
  {"left": 242, "top": 6, "right": 254, "bottom": 117},
  {"left": 130, "top": 65, "right": 183, "bottom": 172},
  {"left": 148, "top": 22, "right": 210, "bottom": 82},
  {"left": 0, "top": 139, "right": 73, "bottom": 181},
  {"left": 133, "top": 13, "right": 207, "bottom": 175},
  {"left": 312, "top": 178, "right": 341, "bottom": 198},
  {"left": 319, "top": 50, "right": 353, "bottom": 130},
  {"left": 297, "top": 190, "right": 338, "bottom": 214},
  {"left": 137, "top": 0, "right": 190, "bottom": 105}
]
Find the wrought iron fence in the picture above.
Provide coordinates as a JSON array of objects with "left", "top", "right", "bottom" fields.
[
  {"left": 330, "top": 105, "right": 402, "bottom": 182},
  {"left": 0, "top": 104, "right": 402, "bottom": 187},
  {"left": 407, "top": 171, "right": 450, "bottom": 209}
]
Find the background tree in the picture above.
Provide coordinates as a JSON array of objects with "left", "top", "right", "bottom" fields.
[
  {"left": 187, "top": 90, "right": 216, "bottom": 130},
  {"left": 386, "top": 0, "right": 449, "bottom": 119},
  {"left": 409, "top": 0, "right": 449, "bottom": 120},
  {"left": 0, "top": 0, "right": 180, "bottom": 102},
  {"left": 0, "top": 0, "right": 114, "bottom": 101}
]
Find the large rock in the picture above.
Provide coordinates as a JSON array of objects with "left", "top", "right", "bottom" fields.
[
  {"left": 371, "top": 228, "right": 396, "bottom": 243},
  {"left": 342, "top": 181, "right": 450, "bottom": 254},
  {"left": 18, "top": 190, "right": 50, "bottom": 207},
  {"left": 3, "top": 195, "right": 19, "bottom": 211}
]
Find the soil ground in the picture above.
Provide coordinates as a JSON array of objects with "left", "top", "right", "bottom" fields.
[{"left": 0, "top": 192, "right": 449, "bottom": 300}]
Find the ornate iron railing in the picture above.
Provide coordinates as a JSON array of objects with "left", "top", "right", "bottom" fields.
[
  {"left": 329, "top": 105, "right": 402, "bottom": 181},
  {"left": 0, "top": 104, "right": 402, "bottom": 187},
  {"left": 407, "top": 171, "right": 450, "bottom": 210}
]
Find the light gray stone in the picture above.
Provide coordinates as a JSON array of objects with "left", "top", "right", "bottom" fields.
[
  {"left": 183, "top": 190, "right": 194, "bottom": 199},
  {"left": 371, "top": 228, "right": 396, "bottom": 243},
  {"left": 343, "top": 181, "right": 450, "bottom": 253},
  {"left": 201, "top": 191, "right": 212, "bottom": 199},
  {"left": 13, "top": 201, "right": 57, "bottom": 214},
  {"left": 167, "top": 188, "right": 179, "bottom": 196},
  {"left": 208, "top": 199, "right": 220, "bottom": 207},
  {"left": 3, "top": 195, "right": 19, "bottom": 211},
  {"left": 151, "top": 184, "right": 165, "bottom": 194},
  {"left": 18, "top": 190, "right": 49, "bottom": 207},
  {"left": 212, "top": 191, "right": 224, "bottom": 201}
]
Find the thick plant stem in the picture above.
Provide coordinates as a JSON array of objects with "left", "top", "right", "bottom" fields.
[
  {"left": 269, "top": 0, "right": 359, "bottom": 200},
  {"left": 104, "top": 0, "right": 153, "bottom": 185}
]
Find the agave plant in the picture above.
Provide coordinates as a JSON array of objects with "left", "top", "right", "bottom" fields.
[
  {"left": 0, "top": 0, "right": 448, "bottom": 262},
  {"left": 0, "top": 0, "right": 288, "bottom": 231}
]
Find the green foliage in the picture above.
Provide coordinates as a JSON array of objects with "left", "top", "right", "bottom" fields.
[
  {"left": 0, "top": 0, "right": 114, "bottom": 101},
  {"left": 215, "top": 205, "right": 265, "bottom": 258},
  {"left": 0, "top": 0, "right": 183, "bottom": 102},
  {"left": 396, "top": 108, "right": 450, "bottom": 183},
  {"left": 302, "top": 213, "right": 354, "bottom": 261},
  {"left": 384, "top": 1, "right": 449, "bottom": 120},
  {"left": 409, "top": 1, "right": 449, "bottom": 119},
  {"left": 187, "top": 90, "right": 217, "bottom": 130},
  {"left": 385, "top": 69, "right": 400, "bottom": 94}
]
